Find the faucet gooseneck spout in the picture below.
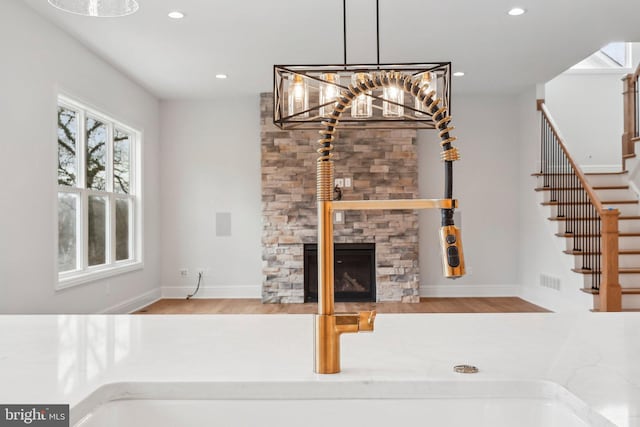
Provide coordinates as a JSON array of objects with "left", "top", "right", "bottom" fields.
[{"left": 314, "top": 71, "right": 465, "bottom": 374}]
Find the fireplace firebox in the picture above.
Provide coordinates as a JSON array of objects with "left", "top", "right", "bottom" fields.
[{"left": 304, "top": 243, "right": 376, "bottom": 303}]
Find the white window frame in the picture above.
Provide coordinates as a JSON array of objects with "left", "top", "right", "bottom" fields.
[
  {"left": 568, "top": 42, "right": 634, "bottom": 74},
  {"left": 56, "top": 95, "right": 143, "bottom": 290}
]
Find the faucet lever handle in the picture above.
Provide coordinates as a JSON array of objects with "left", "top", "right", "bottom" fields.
[{"left": 358, "top": 310, "right": 376, "bottom": 332}]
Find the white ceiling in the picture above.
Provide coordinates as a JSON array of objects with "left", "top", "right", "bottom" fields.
[{"left": 23, "top": 0, "right": 640, "bottom": 99}]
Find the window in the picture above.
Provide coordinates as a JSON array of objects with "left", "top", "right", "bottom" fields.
[
  {"left": 57, "top": 96, "right": 142, "bottom": 288},
  {"left": 570, "top": 42, "right": 633, "bottom": 71}
]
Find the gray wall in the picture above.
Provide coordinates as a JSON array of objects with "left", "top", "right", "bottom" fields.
[
  {"left": 0, "top": 0, "right": 161, "bottom": 313},
  {"left": 159, "top": 93, "right": 523, "bottom": 299}
]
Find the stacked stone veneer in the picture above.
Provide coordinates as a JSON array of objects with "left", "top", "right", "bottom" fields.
[{"left": 261, "top": 93, "right": 419, "bottom": 303}]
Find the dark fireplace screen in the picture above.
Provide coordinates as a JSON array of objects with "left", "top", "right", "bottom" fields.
[{"left": 304, "top": 243, "right": 376, "bottom": 302}]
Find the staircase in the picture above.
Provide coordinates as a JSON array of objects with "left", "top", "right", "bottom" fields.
[
  {"left": 534, "top": 60, "right": 640, "bottom": 312},
  {"left": 533, "top": 102, "right": 631, "bottom": 311},
  {"left": 535, "top": 169, "right": 640, "bottom": 310},
  {"left": 584, "top": 171, "right": 640, "bottom": 306}
]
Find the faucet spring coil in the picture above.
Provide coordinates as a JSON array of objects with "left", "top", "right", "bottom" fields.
[
  {"left": 441, "top": 147, "right": 460, "bottom": 162},
  {"left": 316, "top": 71, "right": 461, "bottom": 202}
]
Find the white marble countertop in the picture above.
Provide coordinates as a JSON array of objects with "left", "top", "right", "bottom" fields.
[{"left": 0, "top": 313, "right": 639, "bottom": 426}]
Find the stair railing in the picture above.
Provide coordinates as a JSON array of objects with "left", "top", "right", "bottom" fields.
[
  {"left": 622, "top": 64, "right": 640, "bottom": 158},
  {"left": 537, "top": 101, "right": 622, "bottom": 311}
]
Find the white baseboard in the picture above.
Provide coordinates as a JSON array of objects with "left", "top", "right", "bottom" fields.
[
  {"left": 579, "top": 164, "right": 622, "bottom": 173},
  {"left": 519, "top": 286, "right": 592, "bottom": 313},
  {"left": 419, "top": 284, "right": 520, "bottom": 298},
  {"left": 99, "top": 288, "right": 161, "bottom": 314},
  {"left": 161, "top": 285, "right": 261, "bottom": 299}
]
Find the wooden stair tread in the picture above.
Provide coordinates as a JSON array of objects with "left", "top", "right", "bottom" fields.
[
  {"left": 533, "top": 171, "right": 627, "bottom": 176},
  {"left": 531, "top": 172, "right": 572, "bottom": 176},
  {"left": 563, "top": 250, "right": 640, "bottom": 255},
  {"left": 582, "top": 288, "right": 640, "bottom": 295},
  {"left": 572, "top": 268, "right": 640, "bottom": 274},
  {"left": 556, "top": 232, "right": 640, "bottom": 237},
  {"left": 548, "top": 216, "right": 640, "bottom": 221},
  {"left": 535, "top": 186, "right": 629, "bottom": 191},
  {"left": 542, "top": 200, "right": 638, "bottom": 206},
  {"left": 584, "top": 170, "right": 628, "bottom": 175}
]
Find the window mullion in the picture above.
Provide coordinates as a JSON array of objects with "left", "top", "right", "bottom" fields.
[
  {"left": 107, "top": 123, "right": 114, "bottom": 266},
  {"left": 128, "top": 195, "right": 134, "bottom": 261},
  {"left": 109, "top": 194, "right": 115, "bottom": 265},
  {"left": 107, "top": 123, "right": 114, "bottom": 193},
  {"left": 82, "top": 190, "right": 89, "bottom": 272},
  {"left": 79, "top": 109, "right": 88, "bottom": 273},
  {"left": 78, "top": 110, "right": 86, "bottom": 190}
]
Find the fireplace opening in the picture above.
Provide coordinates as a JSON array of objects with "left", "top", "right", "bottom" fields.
[{"left": 304, "top": 243, "right": 376, "bottom": 303}]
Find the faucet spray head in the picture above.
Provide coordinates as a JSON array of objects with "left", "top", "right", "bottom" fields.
[{"left": 440, "top": 225, "right": 466, "bottom": 279}]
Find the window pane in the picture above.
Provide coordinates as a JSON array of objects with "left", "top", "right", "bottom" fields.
[
  {"left": 58, "top": 193, "right": 78, "bottom": 272},
  {"left": 86, "top": 117, "right": 107, "bottom": 191},
  {"left": 58, "top": 107, "right": 78, "bottom": 186},
  {"left": 601, "top": 42, "right": 626, "bottom": 67},
  {"left": 115, "top": 198, "right": 130, "bottom": 261},
  {"left": 88, "top": 196, "right": 107, "bottom": 266},
  {"left": 114, "top": 129, "right": 131, "bottom": 194}
]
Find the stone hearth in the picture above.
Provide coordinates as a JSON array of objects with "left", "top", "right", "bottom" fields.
[{"left": 260, "top": 93, "right": 419, "bottom": 303}]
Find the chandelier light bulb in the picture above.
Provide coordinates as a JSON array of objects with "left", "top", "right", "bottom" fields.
[
  {"left": 350, "top": 73, "right": 373, "bottom": 119},
  {"left": 288, "top": 74, "right": 309, "bottom": 118},
  {"left": 415, "top": 72, "right": 437, "bottom": 117},
  {"left": 383, "top": 84, "right": 404, "bottom": 117},
  {"left": 319, "top": 73, "right": 341, "bottom": 117}
]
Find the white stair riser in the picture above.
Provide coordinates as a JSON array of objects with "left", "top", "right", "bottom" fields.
[
  {"left": 548, "top": 204, "right": 638, "bottom": 217},
  {"left": 621, "top": 255, "right": 640, "bottom": 268},
  {"left": 620, "top": 237, "right": 640, "bottom": 250},
  {"left": 593, "top": 189, "right": 636, "bottom": 200},
  {"left": 539, "top": 189, "right": 635, "bottom": 203},
  {"left": 554, "top": 220, "right": 640, "bottom": 234},
  {"left": 622, "top": 294, "right": 640, "bottom": 310},
  {"left": 617, "top": 220, "right": 640, "bottom": 233},
  {"left": 571, "top": 254, "right": 640, "bottom": 269},
  {"left": 585, "top": 174, "right": 628, "bottom": 187},
  {"left": 562, "top": 236, "right": 640, "bottom": 251},
  {"left": 582, "top": 274, "right": 640, "bottom": 288},
  {"left": 593, "top": 294, "right": 640, "bottom": 310}
]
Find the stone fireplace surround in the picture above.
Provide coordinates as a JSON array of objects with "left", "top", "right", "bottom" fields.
[{"left": 261, "top": 93, "right": 420, "bottom": 303}]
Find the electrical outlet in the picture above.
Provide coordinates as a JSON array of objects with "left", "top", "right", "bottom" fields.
[
  {"left": 180, "top": 268, "right": 188, "bottom": 278},
  {"left": 334, "top": 211, "right": 344, "bottom": 224},
  {"left": 335, "top": 178, "right": 344, "bottom": 187},
  {"left": 196, "top": 268, "right": 205, "bottom": 277},
  {"left": 344, "top": 177, "right": 352, "bottom": 188}
]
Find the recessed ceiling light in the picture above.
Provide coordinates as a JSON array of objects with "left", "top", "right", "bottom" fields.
[
  {"left": 453, "top": 72, "right": 465, "bottom": 77},
  {"left": 507, "top": 7, "right": 526, "bottom": 16},
  {"left": 215, "top": 74, "right": 228, "bottom": 79},
  {"left": 168, "top": 11, "right": 184, "bottom": 19}
]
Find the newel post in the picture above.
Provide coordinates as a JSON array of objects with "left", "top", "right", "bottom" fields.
[
  {"left": 622, "top": 74, "right": 635, "bottom": 158},
  {"left": 600, "top": 209, "right": 622, "bottom": 312}
]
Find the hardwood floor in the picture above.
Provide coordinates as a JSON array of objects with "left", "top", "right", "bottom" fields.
[{"left": 133, "top": 297, "right": 549, "bottom": 315}]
